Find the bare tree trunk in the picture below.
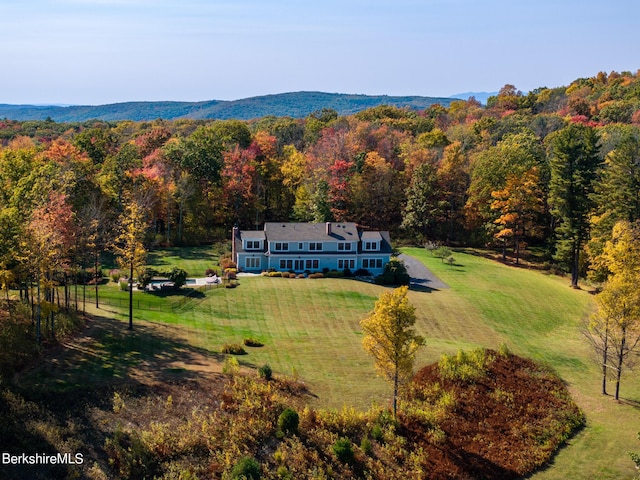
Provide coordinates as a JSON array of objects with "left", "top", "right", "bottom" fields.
[
  {"left": 95, "top": 252, "right": 100, "bottom": 309},
  {"left": 128, "top": 260, "right": 134, "bottom": 330},
  {"left": 615, "top": 332, "right": 626, "bottom": 400},
  {"left": 393, "top": 366, "right": 399, "bottom": 420},
  {"left": 601, "top": 338, "right": 609, "bottom": 395}
]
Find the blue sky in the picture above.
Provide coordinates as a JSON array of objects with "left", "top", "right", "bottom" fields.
[{"left": 1, "top": 0, "right": 638, "bottom": 105}]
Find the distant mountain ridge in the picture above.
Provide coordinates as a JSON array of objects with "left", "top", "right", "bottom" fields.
[
  {"left": 449, "top": 92, "right": 498, "bottom": 104},
  {"left": 0, "top": 91, "right": 454, "bottom": 122}
]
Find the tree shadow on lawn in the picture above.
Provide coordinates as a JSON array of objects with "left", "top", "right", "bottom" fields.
[
  {"left": 3, "top": 313, "right": 229, "bottom": 480},
  {"left": 616, "top": 397, "right": 640, "bottom": 409},
  {"left": 16, "top": 313, "right": 225, "bottom": 392},
  {"left": 146, "top": 287, "right": 207, "bottom": 299}
]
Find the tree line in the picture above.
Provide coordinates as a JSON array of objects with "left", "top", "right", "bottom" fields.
[{"left": 0, "top": 70, "right": 639, "bottom": 343}]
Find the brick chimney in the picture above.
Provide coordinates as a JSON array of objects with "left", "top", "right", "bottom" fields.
[{"left": 232, "top": 225, "right": 239, "bottom": 262}]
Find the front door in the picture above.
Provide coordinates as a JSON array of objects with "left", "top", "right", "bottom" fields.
[{"left": 294, "top": 259, "right": 304, "bottom": 271}]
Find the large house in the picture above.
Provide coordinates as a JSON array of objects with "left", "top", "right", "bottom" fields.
[{"left": 233, "top": 222, "right": 392, "bottom": 274}]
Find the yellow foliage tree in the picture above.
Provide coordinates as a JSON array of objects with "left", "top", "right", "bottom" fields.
[
  {"left": 586, "top": 221, "right": 640, "bottom": 399},
  {"left": 113, "top": 200, "right": 148, "bottom": 330},
  {"left": 490, "top": 166, "right": 544, "bottom": 264},
  {"left": 360, "top": 286, "right": 425, "bottom": 418}
]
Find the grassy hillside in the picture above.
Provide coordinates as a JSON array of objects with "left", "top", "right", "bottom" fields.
[
  {"left": 0, "top": 92, "right": 453, "bottom": 122},
  {"left": 12, "top": 247, "right": 640, "bottom": 478}
]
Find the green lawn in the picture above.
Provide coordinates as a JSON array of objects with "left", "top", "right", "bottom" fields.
[
  {"left": 80, "top": 247, "right": 640, "bottom": 479},
  {"left": 144, "top": 245, "right": 221, "bottom": 277}
]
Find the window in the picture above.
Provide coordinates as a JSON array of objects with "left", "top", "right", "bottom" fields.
[
  {"left": 294, "top": 259, "right": 304, "bottom": 271},
  {"left": 279, "top": 259, "right": 293, "bottom": 270},
  {"left": 245, "top": 240, "right": 261, "bottom": 250},
  {"left": 338, "top": 259, "right": 355, "bottom": 270},
  {"left": 309, "top": 242, "right": 323, "bottom": 251},
  {"left": 364, "top": 241, "right": 378, "bottom": 251},
  {"left": 274, "top": 242, "right": 289, "bottom": 251},
  {"left": 363, "top": 258, "right": 383, "bottom": 269},
  {"left": 338, "top": 242, "right": 351, "bottom": 251},
  {"left": 245, "top": 257, "right": 261, "bottom": 269},
  {"left": 298, "top": 242, "right": 304, "bottom": 250},
  {"left": 305, "top": 259, "right": 319, "bottom": 269}
]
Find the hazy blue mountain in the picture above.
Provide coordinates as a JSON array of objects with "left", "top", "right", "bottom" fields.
[{"left": 0, "top": 92, "right": 454, "bottom": 122}]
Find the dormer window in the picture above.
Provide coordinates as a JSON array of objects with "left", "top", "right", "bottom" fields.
[
  {"left": 364, "top": 241, "right": 378, "bottom": 251},
  {"left": 245, "top": 240, "right": 261, "bottom": 250}
]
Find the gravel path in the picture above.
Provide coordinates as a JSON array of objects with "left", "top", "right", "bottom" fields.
[{"left": 398, "top": 253, "right": 449, "bottom": 290}]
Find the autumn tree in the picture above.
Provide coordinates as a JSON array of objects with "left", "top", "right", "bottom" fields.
[
  {"left": 466, "top": 131, "right": 544, "bottom": 241},
  {"left": 24, "top": 191, "right": 77, "bottom": 342},
  {"left": 360, "top": 286, "right": 425, "bottom": 419},
  {"left": 548, "top": 123, "right": 601, "bottom": 288},
  {"left": 113, "top": 200, "right": 148, "bottom": 330},
  {"left": 585, "top": 221, "right": 640, "bottom": 399},
  {"left": 490, "top": 167, "right": 545, "bottom": 263},
  {"left": 351, "top": 152, "right": 404, "bottom": 230}
]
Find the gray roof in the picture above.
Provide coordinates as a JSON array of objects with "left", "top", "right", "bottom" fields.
[
  {"left": 263, "top": 222, "right": 359, "bottom": 242},
  {"left": 361, "top": 231, "right": 383, "bottom": 241},
  {"left": 239, "top": 230, "right": 266, "bottom": 239}
]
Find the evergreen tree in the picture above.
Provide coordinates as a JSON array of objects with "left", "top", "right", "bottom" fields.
[{"left": 548, "top": 123, "right": 601, "bottom": 288}]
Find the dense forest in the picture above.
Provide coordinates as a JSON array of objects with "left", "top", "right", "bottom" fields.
[{"left": 0, "top": 69, "right": 639, "bottom": 307}]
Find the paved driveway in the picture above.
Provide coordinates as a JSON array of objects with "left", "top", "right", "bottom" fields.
[{"left": 398, "top": 253, "right": 449, "bottom": 290}]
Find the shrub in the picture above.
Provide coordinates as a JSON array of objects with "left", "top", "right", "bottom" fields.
[
  {"left": 439, "top": 348, "right": 493, "bottom": 383},
  {"left": 257, "top": 364, "right": 273, "bottom": 381},
  {"left": 138, "top": 268, "right": 157, "bottom": 289},
  {"left": 281, "top": 272, "right": 291, "bottom": 278},
  {"left": 325, "top": 270, "right": 344, "bottom": 278},
  {"left": 354, "top": 268, "right": 370, "bottom": 277},
  {"left": 167, "top": 267, "right": 188, "bottom": 290},
  {"left": 105, "top": 427, "right": 159, "bottom": 479},
  {"left": 244, "top": 338, "right": 264, "bottom": 347},
  {"left": 222, "top": 344, "right": 246, "bottom": 355},
  {"left": 222, "top": 356, "right": 240, "bottom": 375},
  {"left": 371, "top": 424, "right": 383, "bottom": 442},
  {"left": 434, "top": 246, "right": 452, "bottom": 261},
  {"left": 375, "top": 257, "right": 410, "bottom": 286},
  {"left": 308, "top": 272, "right": 324, "bottom": 279},
  {"left": 230, "top": 456, "right": 261, "bottom": 480},
  {"left": 110, "top": 269, "right": 121, "bottom": 283},
  {"left": 332, "top": 437, "right": 354, "bottom": 463},
  {"left": 119, "top": 280, "right": 130, "bottom": 291},
  {"left": 277, "top": 408, "right": 299, "bottom": 436},
  {"left": 268, "top": 271, "right": 282, "bottom": 277},
  {"left": 205, "top": 268, "right": 218, "bottom": 276},
  {"left": 219, "top": 255, "right": 236, "bottom": 271},
  {"left": 360, "top": 437, "right": 373, "bottom": 456}
]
